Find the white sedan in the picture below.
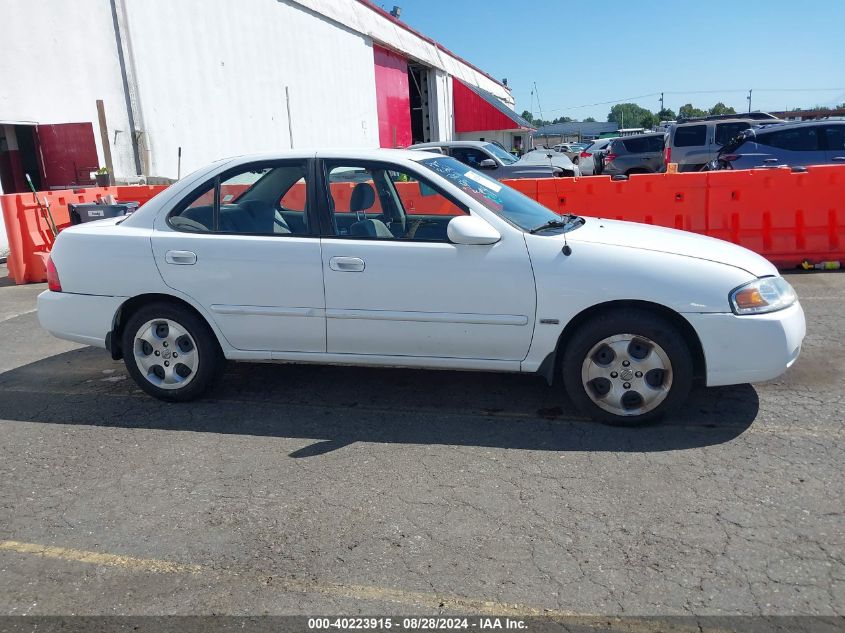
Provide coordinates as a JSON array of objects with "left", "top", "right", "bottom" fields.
[{"left": 38, "top": 149, "right": 805, "bottom": 424}]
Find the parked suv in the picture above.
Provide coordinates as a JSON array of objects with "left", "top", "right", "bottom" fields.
[
  {"left": 666, "top": 117, "right": 782, "bottom": 172},
  {"left": 603, "top": 132, "right": 666, "bottom": 176},
  {"left": 715, "top": 120, "right": 845, "bottom": 170},
  {"left": 409, "top": 140, "right": 579, "bottom": 178}
]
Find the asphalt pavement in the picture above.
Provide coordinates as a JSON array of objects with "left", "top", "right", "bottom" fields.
[{"left": 0, "top": 265, "right": 842, "bottom": 618}]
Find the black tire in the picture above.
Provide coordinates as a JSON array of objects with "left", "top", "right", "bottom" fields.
[
  {"left": 561, "top": 309, "right": 693, "bottom": 425},
  {"left": 121, "top": 302, "right": 223, "bottom": 402}
]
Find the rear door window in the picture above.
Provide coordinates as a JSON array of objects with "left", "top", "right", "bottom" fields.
[
  {"left": 757, "top": 126, "right": 821, "bottom": 152},
  {"left": 673, "top": 125, "right": 706, "bottom": 147},
  {"left": 823, "top": 125, "right": 845, "bottom": 152},
  {"left": 715, "top": 122, "right": 751, "bottom": 146}
]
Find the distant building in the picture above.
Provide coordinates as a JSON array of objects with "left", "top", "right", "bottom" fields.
[{"left": 533, "top": 121, "right": 620, "bottom": 146}]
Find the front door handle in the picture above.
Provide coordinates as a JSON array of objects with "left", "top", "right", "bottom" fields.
[
  {"left": 833, "top": 156, "right": 845, "bottom": 161},
  {"left": 329, "top": 256, "right": 365, "bottom": 272},
  {"left": 165, "top": 250, "right": 197, "bottom": 265}
]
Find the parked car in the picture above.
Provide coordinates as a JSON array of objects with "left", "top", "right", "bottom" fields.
[
  {"left": 552, "top": 143, "right": 581, "bottom": 161},
  {"left": 38, "top": 149, "right": 804, "bottom": 424},
  {"left": 713, "top": 120, "right": 845, "bottom": 170},
  {"left": 603, "top": 132, "right": 667, "bottom": 176},
  {"left": 409, "top": 140, "right": 580, "bottom": 178},
  {"left": 577, "top": 138, "right": 614, "bottom": 175},
  {"left": 666, "top": 117, "right": 782, "bottom": 172}
]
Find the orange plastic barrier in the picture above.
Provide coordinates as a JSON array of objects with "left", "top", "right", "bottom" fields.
[
  {"left": 1, "top": 185, "right": 166, "bottom": 284},
  {"left": 3, "top": 167, "right": 844, "bottom": 284},
  {"left": 504, "top": 165, "right": 845, "bottom": 269}
]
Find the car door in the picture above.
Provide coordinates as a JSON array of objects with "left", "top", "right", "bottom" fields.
[
  {"left": 151, "top": 159, "right": 326, "bottom": 353},
  {"left": 754, "top": 125, "right": 824, "bottom": 167},
  {"left": 316, "top": 157, "right": 536, "bottom": 361},
  {"left": 823, "top": 124, "right": 845, "bottom": 165}
]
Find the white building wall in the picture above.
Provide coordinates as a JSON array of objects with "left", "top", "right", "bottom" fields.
[
  {"left": 123, "top": 0, "right": 380, "bottom": 178},
  {"left": 0, "top": 0, "right": 137, "bottom": 180},
  {"left": 290, "top": 0, "right": 513, "bottom": 106}
]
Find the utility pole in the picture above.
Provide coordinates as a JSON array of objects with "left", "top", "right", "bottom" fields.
[
  {"left": 747, "top": 89, "right": 753, "bottom": 113},
  {"left": 659, "top": 92, "right": 664, "bottom": 114}
]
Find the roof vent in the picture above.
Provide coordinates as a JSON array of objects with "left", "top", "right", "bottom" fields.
[{"left": 390, "top": 5, "right": 401, "bottom": 18}]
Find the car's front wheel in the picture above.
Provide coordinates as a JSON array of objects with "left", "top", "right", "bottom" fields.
[
  {"left": 562, "top": 310, "right": 693, "bottom": 424},
  {"left": 121, "top": 302, "right": 223, "bottom": 402}
]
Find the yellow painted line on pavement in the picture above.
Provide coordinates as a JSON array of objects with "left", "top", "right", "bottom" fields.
[
  {"left": 0, "top": 538, "right": 580, "bottom": 616},
  {"left": 0, "top": 539, "right": 738, "bottom": 630},
  {"left": 0, "top": 539, "right": 201, "bottom": 574}
]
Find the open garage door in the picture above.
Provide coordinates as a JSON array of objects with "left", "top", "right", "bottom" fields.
[{"left": 373, "top": 45, "right": 412, "bottom": 148}]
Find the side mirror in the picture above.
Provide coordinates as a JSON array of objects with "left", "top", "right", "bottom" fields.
[
  {"left": 478, "top": 158, "right": 497, "bottom": 170},
  {"left": 447, "top": 215, "right": 501, "bottom": 245}
]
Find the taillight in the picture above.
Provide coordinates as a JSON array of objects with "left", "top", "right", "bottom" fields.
[
  {"left": 580, "top": 151, "right": 591, "bottom": 159},
  {"left": 47, "top": 255, "right": 62, "bottom": 292},
  {"left": 664, "top": 147, "right": 672, "bottom": 164},
  {"left": 604, "top": 153, "right": 618, "bottom": 164}
]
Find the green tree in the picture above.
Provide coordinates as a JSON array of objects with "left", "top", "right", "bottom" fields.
[
  {"left": 583, "top": 116, "right": 597, "bottom": 122},
  {"left": 607, "top": 103, "right": 655, "bottom": 129},
  {"left": 678, "top": 103, "right": 707, "bottom": 119},
  {"left": 521, "top": 110, "right": 535, "bottom": 124},
  {"left": 709, "top": 102, "right": 736, "bottom": 116},
  {"left": 656, "top": 108, "right": 676, "bottom": 121}
]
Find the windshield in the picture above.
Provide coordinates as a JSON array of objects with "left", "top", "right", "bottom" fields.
[
  {"left": 483, "top": 143, "right": 518, "bottom": 165},
  {"left": 420, "top": 156, "right": 580, "bottom": 232}
]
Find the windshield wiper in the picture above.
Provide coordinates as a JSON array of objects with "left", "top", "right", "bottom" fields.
[{"left": 529, "top": 216, "right": 576, "bottom": 233}]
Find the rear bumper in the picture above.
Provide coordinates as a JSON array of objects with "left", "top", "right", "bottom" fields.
[
  {"left": 37, "top": 291, "right": 126, "bottom": 348},
  {"left": 684, "top": 302, "right": 806, "bottom": 386}
]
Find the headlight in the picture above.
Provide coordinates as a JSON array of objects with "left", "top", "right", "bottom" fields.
[{"left": 729, "top": 277, "right": 797, "bottom": 315}]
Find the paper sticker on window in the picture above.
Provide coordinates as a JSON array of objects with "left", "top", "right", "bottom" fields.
[{"left": 464, "top": 171, "right": 502, "bottom": 193}]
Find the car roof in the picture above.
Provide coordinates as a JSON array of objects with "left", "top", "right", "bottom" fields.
[
  {"left": 613, "top": 132, "right": 665, "bottom": 140},
  {"left": 673, "top": 117, "right": 769, "bottom": 128},
  {"left": 751, "top": 119, "right": 843, "bottom": 133},
  {"left": 215, "top": 148, "right": 443, "bottom": 166},
  {"left": 409, "top": 140, "right": 491, "bottom": 149}
]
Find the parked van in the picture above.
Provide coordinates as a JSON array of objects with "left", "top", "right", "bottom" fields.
[{"left": 666, "top": 116, "right": 781, "bottom": 172}]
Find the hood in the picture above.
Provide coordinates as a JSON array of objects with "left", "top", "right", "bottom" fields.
[
  {"left": 518, "top": 151, "right": 575, "bottom": 170},
  {"left": 570, "top": 218, "right": 777, "bottom": 277}
]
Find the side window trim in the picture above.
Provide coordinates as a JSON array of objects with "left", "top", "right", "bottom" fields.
[
  {"left": 166, "top": 159, "right": 317, "bottom": 237},
  {"left": 318, "top": 158, "right": 470, "bottom": 241}
]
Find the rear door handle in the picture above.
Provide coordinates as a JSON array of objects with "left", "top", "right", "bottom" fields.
[
  {"left": 833, "top": 156, "right": 845, "bottom": 161},
  {"left": 329, "top": 256, "right": 365, "bottom": 272},
  {"left": 165, "top": 250, "right": 197, "bottom": 265}
]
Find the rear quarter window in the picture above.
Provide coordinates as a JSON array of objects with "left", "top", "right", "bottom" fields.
[
  {"left": 673, "top": 125, "right": 707, "bottom": 147},
  {"left": 623, "top": 136, "right": 664, "bottom": 153}
]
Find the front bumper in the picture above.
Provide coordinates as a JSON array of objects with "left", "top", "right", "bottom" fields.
[
  {"left": 37, "top": 291, "right": 126, "bottom": 348},
  {"left": 684, "top": 301, "right": 806, "bottom": 386}
]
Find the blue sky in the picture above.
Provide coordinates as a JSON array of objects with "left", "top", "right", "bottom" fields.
[{"left": 383, "top": 0, "right": 845, "bottom": 120}]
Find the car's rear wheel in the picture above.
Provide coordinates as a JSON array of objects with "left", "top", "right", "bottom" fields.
[
  {"left": 121, "top": 302, "right": 223, "bottom": 402},
  {"left": 561, "top": 310, "right": 693, "bottom": 424}
]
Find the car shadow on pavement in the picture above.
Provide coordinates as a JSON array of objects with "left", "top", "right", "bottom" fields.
[{"left": 0, "top": 347, "right": 759, "bottom": 456}]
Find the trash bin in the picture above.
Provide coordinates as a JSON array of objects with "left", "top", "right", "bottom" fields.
[{"left": 68, "top": 202, "right": 138, "bottom": 225}]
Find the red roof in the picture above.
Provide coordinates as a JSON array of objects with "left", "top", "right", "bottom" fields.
[{"left": 453, "top": 80, "right": 534, "bottom": 133}]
